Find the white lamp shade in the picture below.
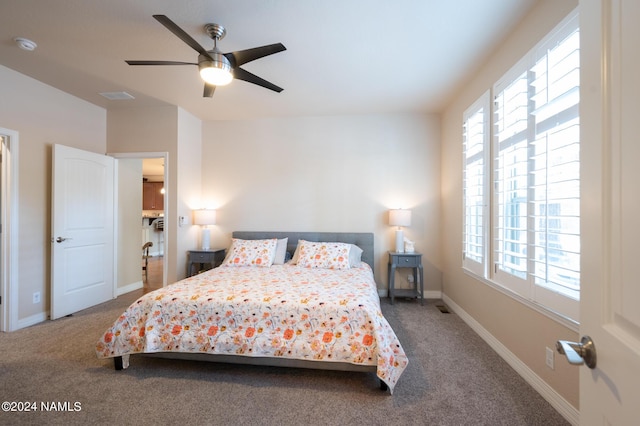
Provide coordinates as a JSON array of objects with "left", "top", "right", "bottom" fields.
[
  {"left": 193, "top": 209, "right": 216, "bottom": 226},
  {"left": 389, "top": 209, "right": 411, "bottom": 227}
]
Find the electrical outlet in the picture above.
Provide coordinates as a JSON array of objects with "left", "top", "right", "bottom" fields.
[
  {"left": 545, "top": 346, "right": 555, "bottom": 370},
  {"left": 407, "top": 274, "right": 414, "bottom": 283},
  {"left": 33, "top": 291, "right": 41, "bottom": 304}
]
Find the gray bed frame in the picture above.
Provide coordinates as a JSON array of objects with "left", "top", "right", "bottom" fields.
[{"left": 113, "top": 231, "right": 386, "bottom": 390}]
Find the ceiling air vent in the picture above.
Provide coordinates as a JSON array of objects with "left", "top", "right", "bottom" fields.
[{"left": 99, "top": 91, "right": 135, "bottom": 100}]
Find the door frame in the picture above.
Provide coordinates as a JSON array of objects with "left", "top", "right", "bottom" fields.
[
  {"left": 109, "top": 151, "right": 168, "bottom": 288},
  {"left": 0, "top": 128, "right": 19, "bottom": 332}
]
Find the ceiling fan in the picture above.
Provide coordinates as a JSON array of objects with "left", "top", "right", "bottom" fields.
[{"left": 126, "top": 15, "right": 286, "bottom": 97}]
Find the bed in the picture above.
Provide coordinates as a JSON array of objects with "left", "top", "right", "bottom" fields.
[{"left": 96, "top": 231, "right": 408, "bottom": 393}]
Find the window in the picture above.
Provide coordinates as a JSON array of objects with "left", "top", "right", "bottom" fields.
[
  {"left": 463, "top": 10, "right": 580, "bottom": 322},
  {"left": 462, "top": 92, "right": 490, "bottom": 277}
]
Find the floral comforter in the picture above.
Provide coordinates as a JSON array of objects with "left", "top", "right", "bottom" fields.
[{"left": 96, "top": 263, "right": 407, "bottom": 393}]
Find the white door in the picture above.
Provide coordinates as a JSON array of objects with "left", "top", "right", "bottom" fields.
[
  {"left": 51, "top": 144, "right": 115, "bottom": 319},
  {"left": 577, "top": 1, "right": 640, "bottom": 423}
]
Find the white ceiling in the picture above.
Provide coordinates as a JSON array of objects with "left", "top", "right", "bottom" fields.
[{"left": 0, "top": 0, "right": 536, "bottom": 121}]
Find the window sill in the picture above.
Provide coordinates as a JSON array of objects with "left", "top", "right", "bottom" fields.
[{"left": 462, "top": 267, "right": 579, "bottom": 333}]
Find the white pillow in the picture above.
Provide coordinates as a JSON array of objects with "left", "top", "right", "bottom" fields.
[
  {"left": 349, "top": 244, "right": 363, "bottom": 267},
  {"left": 272, "top": 238, "right": 288, "bottom": 265}
]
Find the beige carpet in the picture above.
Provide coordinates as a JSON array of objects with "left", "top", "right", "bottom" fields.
[{"left": 0, "top": 291, "right": 569, "bottom": 425}]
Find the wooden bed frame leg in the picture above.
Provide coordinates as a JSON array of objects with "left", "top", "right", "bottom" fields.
[{"left": 379, "top": 379, "right": 388, "bottom": 391}]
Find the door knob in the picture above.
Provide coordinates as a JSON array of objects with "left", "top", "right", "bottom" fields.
[
  {"left": 556, "top": 335, "right": 597, "bottom": 369},
  {"left": 53, "top": 236, "right": 71, "bottom": 243}
]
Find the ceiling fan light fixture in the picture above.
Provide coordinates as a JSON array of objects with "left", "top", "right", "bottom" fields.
[
  {"left": 198, "top": 52, "right": 232, "bottom": 86},
  {"left": 127, "top": 16, "right": 285, "bottom": 97}
]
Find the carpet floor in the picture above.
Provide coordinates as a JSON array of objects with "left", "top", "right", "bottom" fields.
[{"left": 0, "top": 290, "right": 569, "bottom": 425}]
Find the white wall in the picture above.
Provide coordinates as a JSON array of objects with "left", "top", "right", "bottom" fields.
[
  {"left": 175, "top": 107, "right": 203, "bottom": 279},
  {"left": 201, "top": 113, "right": 441, "bottom": 290},
  {"left": 117, "top": 158, "right": 143, "bottom": 291},
  {"left": 107, "top": 106, "right": 179, "bottom": 282},
  {"left": 440, "top": 0, "right": 579, "bottom": 408},
  {"left": 0, "top": 65, "right": 106, "bottom": 326},
  {"left": 107, "top": 106, "right": 203, "bottom": 282}
]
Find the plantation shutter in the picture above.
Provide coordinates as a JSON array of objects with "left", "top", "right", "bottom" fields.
[
  {"left": 490, "top": 12, "right": 580, "bottom": 319},
  {"left": 493, "top": 67, "right": 530, "bottom": 292},
  {"left": 462, "top": 93, "right": 490, "bottom": 276},
  {"left": 530, "top": 17, "right": 580, "bottom": 318}
]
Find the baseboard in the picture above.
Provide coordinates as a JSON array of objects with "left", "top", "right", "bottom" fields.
[
  {"left": 17, "top": 311, "right": 48, "bottom": 330},
  {"left": 424, "top": 290, "right": 442, "bottom": 299},
  {"left": 12, "top": 283, "right": 142, "bottom": 331},
  {"left": 442, "top": 294, "right": 579, "bottom": 426},
  {"left": 117, "top": 281, "right": 143, "bottom": 296}
]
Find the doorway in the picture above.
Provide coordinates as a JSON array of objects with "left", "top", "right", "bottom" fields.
[
  {"left": 142, "top": 157, "right": 165, "bottom": 292},
  {"left": 111, "top": 152, "right": 167, "bottom": 293}
]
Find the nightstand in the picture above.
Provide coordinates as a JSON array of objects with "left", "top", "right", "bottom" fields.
[
  {"left": 387, "top": 252, "right": 424, "bottom": 305},
  {"left": 187, "top": 248, "right": 226, "bottom": 277}
]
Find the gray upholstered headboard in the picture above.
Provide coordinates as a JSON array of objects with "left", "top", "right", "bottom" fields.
[{"left": 231, "top": 231, "right": 374, "bottom": 270}]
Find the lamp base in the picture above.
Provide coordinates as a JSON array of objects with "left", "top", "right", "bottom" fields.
[
  {"left": 201, "top": 228, "right": 211, "bottom": 250},
  {"left": 395, "top": 229, "right": 404, "bottom": 253}
]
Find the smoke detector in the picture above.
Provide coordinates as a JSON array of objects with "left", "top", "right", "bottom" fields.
[{"left": 14, "top": 37, "right": 37, "bottom": 51}]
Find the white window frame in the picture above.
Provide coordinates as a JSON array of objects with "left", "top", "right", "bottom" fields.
[
  {"left": 462, "top": 9, "right": 580, "bottom": 326},
  {"left": 462, "top": 91, "right": 490, "bottom": 278}
]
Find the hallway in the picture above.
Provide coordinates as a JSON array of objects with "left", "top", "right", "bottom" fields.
[{"left": 143, "top": 255, "right": 163, "bottom": 294}]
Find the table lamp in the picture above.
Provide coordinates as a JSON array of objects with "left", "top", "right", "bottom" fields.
[
  {"left": 389, "top": 209, "right": 411, "bottom": 253},
  {"left": 193, "top": 209, "right": 216, "bottom": 250}
]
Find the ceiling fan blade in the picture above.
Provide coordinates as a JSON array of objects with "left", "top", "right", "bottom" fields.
[
  {"left": 125, "top": 60, "right": 197, "bottom": 66},
  {"left": 225, "top": 43, "right": 286, "bottom": 67},
  {"left": 152, "top": 15, "right": 212, "bottom": 58},
  {"left": 203, "top": 83, "right": 216, "bottom": 98},
  {"left": 233, "top": 67, "right": 284, "bottom": 93}
]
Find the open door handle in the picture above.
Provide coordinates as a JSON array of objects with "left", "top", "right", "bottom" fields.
[
  {"left": 53, "top": 236, "right": 72, "bottom": 243},
  {"left": 556, "top": 335, "right": 597, "bottom": 369}
]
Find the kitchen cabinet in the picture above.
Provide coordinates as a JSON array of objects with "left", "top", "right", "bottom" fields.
[{"left": 143, "top": 182, "right": 164, "bottom": 210}]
